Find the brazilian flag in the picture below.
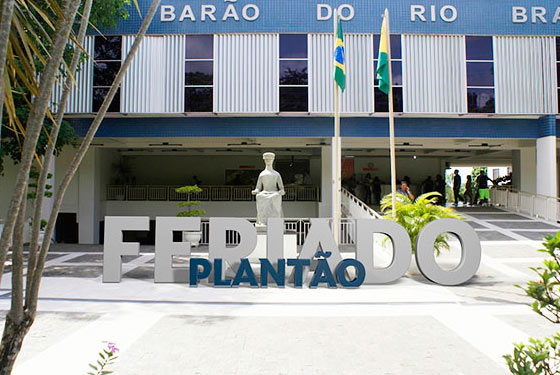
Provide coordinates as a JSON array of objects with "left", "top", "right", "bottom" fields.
[
  {"left": 376, "top": 17, "right": 390, "bottom": 95},
  {"left": 334, "top": 19, "right": 346, "bottom": 92}
]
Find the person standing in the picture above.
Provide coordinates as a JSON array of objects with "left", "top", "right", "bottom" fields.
[
  {"left": 476, "top": 170, "right": 494, "bottom": 206},
  {"left": 453, "top": 170, "right": 462, "bottom": 206},
  {"left": 464, "top": 175, "right": 473, "bottom": 206},
  {"left": 397, "top": 180, "right": 415, "bottom": 201},
  {"left": 422, "top": 176, "right": 434, "bottom": 194}
]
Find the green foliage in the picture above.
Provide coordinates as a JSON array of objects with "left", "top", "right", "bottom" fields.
[
  {"left": 89, "top": 0, "right": 132, "bottom": 31},
  {"left": 504, "top": 334, "right": 560, "bottom": 375},
  {"left": 26, "top": 168, "right": 53, "bottom": 201},
  {"left": 175, "top": 185, "right": 206, "bottom": 218},
  {"left": 518, "top": 232, "right": 560, "bottom": 324},
  {"left": 380, "top": 192, "right": 464, "bottom": 254},
  {"left": 504, "top": 232, "right": 560, "bottom": 374}
]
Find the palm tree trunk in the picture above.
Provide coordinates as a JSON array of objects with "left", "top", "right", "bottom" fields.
[
  {"left": 26, "top": 0, "right": 94, "bottom": 297},
  {"left": 0, "top": 313, "right": 33, "bottom": 375},
  {"left": 0, "top": 0, "right": 16, "bottom": 139},
  {"left": 0, "top": 0, "right": 81, "bottom": 285},
  {"left": 27, "top": 0, "right": 161, "bottom": 314}
]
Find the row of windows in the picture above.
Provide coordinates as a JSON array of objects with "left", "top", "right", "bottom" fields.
[{"left": 91, "top": 35, "right": 557, "bottom": 114}]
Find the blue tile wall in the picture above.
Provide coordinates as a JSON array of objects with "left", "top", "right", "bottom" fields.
[
  {"left": 69, "top": 116, "right": 542, "bottom": 139},
  {"left": 101, "top": 0, "right": 560, "bottom": 36}
]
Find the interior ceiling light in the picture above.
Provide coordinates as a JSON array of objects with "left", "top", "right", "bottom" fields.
[
  {"left": 227, "top": 141, "right": 262, "bottom": 146},
  {"left": 216, "top": 148, "right": 243, "bottom": 153},
  {"left": 468, "top": 143, "right": 502, "bottom": 148},
  {"left": 148, "top": 142, "right": 183, "bottom": 147},
  {"left": 396, "top": 142, "right": 424, "bottom": 147}
]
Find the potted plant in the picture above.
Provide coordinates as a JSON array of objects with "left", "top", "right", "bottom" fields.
[{"left": 175, "top": 185, "right": 206, "bottom": 247}]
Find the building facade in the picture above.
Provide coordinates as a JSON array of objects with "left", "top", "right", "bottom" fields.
[{"left": 1, "top": 0, "right": 559, "bottom": 244}]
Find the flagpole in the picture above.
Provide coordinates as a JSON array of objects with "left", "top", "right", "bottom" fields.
[
  {"left": 332, "top": 9, "right": 341, "bottom": 244},
  {"left": 384, "top": 9, "right": 397, "bottom": 219}
]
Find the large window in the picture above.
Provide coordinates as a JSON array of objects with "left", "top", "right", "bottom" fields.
[
  {"left": 185, "top": 35, "right": 214, "bottom": 112},
  {"left": 93, "top": 36, "right": 122, "bottom": 112},
  {"left": 466, "top": 36, "right": 495, "bottom": 113},
  {"left": 279, "top": 34, "right": 308, "bottom": 112},
  {"left": 373, "top": 35, "right": 403, "bottom": 113}
]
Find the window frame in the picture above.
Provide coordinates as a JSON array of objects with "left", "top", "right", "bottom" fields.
[
  {"left": 373, "top": 34, "right": 403, "bottom": 113},
  {"left": 185, "top": 34, "right": 214, "bottom": 113},
  {"left": 278, "top": 34, "right": 309, "bottom": 113},
  {"left": 465, "top": 36, "right": 495, "bottom": 114},
  {"left": 92, "top": 36, "right": 122, "bottom": 113}
]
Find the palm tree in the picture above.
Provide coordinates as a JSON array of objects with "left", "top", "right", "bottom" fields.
[{"left": 381, "top": 192, "right": 464, "bottom": 255}]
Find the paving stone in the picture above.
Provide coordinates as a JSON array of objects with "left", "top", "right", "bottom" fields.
[
  {"left": 466, "top": 221, "right": 488, "bottom": 229},
  {"left": 42, "top": 265, "right": 103, "bottom": 278},
  {"left": 469, "top": 214, "right": 531, "bottom": 221},
  {"left": 492, "top": 221, "right": 560, "bottom": 230},
  {"left": 65, "top": 254, "right": 140, "bottom": 264},
  {"left": 475, "top": 231, "right": 515, "bottom": 241},
  {"left": 513, "top": 231, "right": 558, "bottom": 241}
]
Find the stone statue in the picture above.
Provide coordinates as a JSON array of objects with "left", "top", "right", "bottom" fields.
[{"left": 252, "top": 152, "right": 285, "bottom": 227}]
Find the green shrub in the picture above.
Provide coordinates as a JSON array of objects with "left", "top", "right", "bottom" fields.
[
  {"left": 504, "top": 232, "right": 560, "bottom": 374},
  {"left": 504, "top": 334, "right": 560, "bottom": 375},
  {"left": 380, "top": 192, "right": 464, "bottom": 254}
]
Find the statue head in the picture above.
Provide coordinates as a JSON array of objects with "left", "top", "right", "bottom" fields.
[{"left": 263, "top": 152, "right": 275, "bottom": 167}]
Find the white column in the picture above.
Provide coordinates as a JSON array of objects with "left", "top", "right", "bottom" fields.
[
  {"left": 318, "top": 145, "right": 333, "bottom": 218},
  {"left": 537, "top": 136, "right": 558, "bottom": 197},
  {"left": 513, "top": 148, "right": 537, "bottom": 194},
  {"left": 78, "top": 149, "right": 101, "bottom": 244}
]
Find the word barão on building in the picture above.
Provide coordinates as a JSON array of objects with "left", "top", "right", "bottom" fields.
[{"left": 103, "top": 217, "right": 481, "bottom": 288}]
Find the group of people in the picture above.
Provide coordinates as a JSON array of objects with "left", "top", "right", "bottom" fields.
[
  {"left": 344, "top": 169, "right": 498, "bottom": 207},
  {"left": 343, "top": 173, "right": 383, "bottom": 205},
  {"left": 452, "top": 169, "right": 495, "bottom": 206}
]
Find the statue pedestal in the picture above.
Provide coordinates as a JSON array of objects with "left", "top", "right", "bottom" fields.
[{"left": 249, "top": 231, "right": 298, "bottom": 265}]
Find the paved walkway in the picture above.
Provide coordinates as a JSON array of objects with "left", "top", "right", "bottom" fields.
[{"left": 1, "top": 212, "right": 559, "bottom": 374}]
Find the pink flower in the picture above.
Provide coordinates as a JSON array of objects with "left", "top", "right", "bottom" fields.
[{"left": 102, "top": 341, "right": 120, "bottom": 354}]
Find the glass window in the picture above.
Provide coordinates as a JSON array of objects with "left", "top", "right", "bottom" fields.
[
  {"left": 466, "top": 36, "right": 493, "bottom": 60},
  {"left": 280, "top": 60, "right": 308, "bottom": 85},
  {"left": 185, "top": 61, "right": 213, "bottom": 85},
  {"left": 185, "top": 35, "right": 214, "bottom": 112},
  {"left": 280, "top": 34, "right": 308, "bottom": 58},
  {"left": 94, "top": 36, "right": 122, "bottom": 60},
  {"left": 279, "top": 34, "right": 308, "bottom": 112},
  {"left": 93, "top": 36, "right": 121, "bottom": 112},
  {"left": 186, "top": 35, "right": 214, "bottom": 59},
  {"left": 280, "top": 87, "right": 308, "bottom": 112},
  {"left": 93, "top": 88, "right": 121, "bottom": 113},
  {"left": 466, "top": 62, "right": 494, "bottom": 87},
  {"left": 373, "top": 34, "right": 402, "bottom": 59},
  {"left": 556, "top": 37, "right": 560, "bottom": 61},
  {"left": 468, "top": 88, "right": 495, "bottom": 113},
  {"left": 466, "top": 36, "right": 494, "bottom": 114},
  {"left": 374, "top": 87, "right": 403, "bottom": 113},
  {"left": 374, "top": 34, "right": 402, "bottom": 113},
  {"left": 93, "top": 62, "right": 121, "bottom": 87},
  {"left": 185, "top": 88, "right": 213, "bottom": 112}
]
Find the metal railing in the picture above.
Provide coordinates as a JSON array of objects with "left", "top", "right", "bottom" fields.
[
  {"left": 490, "top": 187, "right": 559, "bottom": 223},
  {"left": 341, "top": 188, "right": 382, "bottom": 219},
  {"left": 196, "top": 218, "right": 356, "bottom": 247},
  {"left": 106, "top": 185, "right": 321, "bottom": 202}
]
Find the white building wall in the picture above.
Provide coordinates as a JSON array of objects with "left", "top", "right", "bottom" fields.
[
  {"left": 309, "top": 34, "right": 373, "bottom": 113},
  {"left": 50, "top": 36, "right": 94, "bottom": 113},
  {"left": 402, "top": 34, "right": 467, "bottom": 113},
  {"left": 214, "top": 34, "right": 278, "bottom": 113},
  {"left": 318, "top": 146, "right": 332, "bottom": 218},
  {"left": 494, "top": 36, "right": 557, "bottom": 115}
]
